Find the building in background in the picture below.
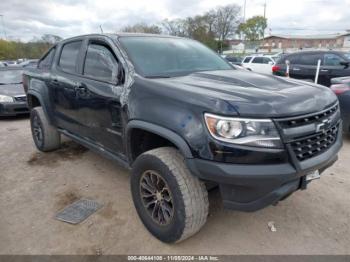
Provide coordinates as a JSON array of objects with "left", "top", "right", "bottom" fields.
[{"left": 262, "top": 31, "right": 350, "bottom": 51}]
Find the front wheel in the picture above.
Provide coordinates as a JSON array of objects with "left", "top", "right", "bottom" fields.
[{"left": 130, "top": 147, "right": 209, "bottom": 243}]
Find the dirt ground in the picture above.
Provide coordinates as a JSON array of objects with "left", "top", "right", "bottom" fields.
[{"left": 0, "top": 116, "right": 349, "bottom": 255}]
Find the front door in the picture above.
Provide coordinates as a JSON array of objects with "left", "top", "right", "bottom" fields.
[
  {"left": 74, "top": 39, "right": 124, "bottom": 155},
  {"left": 323, "top": 53, "right": 350, "bottom": 86}
]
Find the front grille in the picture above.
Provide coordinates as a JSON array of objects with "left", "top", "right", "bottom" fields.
[
  {"left": 279, "top": 103, "right": 338, "bottom": 128},
  {"left": 14, "top": 95, "right": 27, "bottom": 102},
  {"left": 291, "top": 123, "right": 339, "bottom": 161}
]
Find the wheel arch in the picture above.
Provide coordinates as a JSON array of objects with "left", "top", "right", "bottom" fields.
[
  {"left": 27, "top": 90, "right": 53, "bottom": 124},
  {"left": 126, "top": 120, "right": 193, "bottom": 163}
]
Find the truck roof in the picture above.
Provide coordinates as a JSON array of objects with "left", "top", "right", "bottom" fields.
[{"left": 60, "top": 33, "right": 182, "bottom": 43}]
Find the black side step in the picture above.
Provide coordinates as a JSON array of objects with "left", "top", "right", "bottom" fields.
[{"left": 58, "top": 129, "right": 131, "bottom": 170}]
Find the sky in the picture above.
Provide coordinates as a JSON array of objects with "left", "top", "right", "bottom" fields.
[{"left": 0, "top": 0, "right": 349, "bottom": 42}]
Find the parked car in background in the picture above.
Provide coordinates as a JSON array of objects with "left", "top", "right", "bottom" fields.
[
  {"left": 0, "top": 68, "right": 28, "bottom": 116},
  {"left": 224, "top": 55, "right": 242, "bottom": 66},
  {"left": 3, "top": 60, "right": 17, "bottom": 67},
  {"left": 273, "top": 51, "right": 350, "bottom": 87},
  {"left": 18, "top": 59, "right": 39, "bottom": 68},
  {"left": 330, "top": 76, "right": 350, "bottom": 133},
  {"left": 242, "top": 55, "right": 275, "bottom": 74}
]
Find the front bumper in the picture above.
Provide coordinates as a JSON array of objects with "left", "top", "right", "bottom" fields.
[
  {"left": 186, "top": 129, "right": 342, "bottom": 212},
  {"left": 0, "top": 102, "right": 29, "bottom": 116}
]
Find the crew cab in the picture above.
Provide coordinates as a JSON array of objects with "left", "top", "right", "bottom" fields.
[{"left": 23, "top": 34, "right": 342, "bottom": 243}]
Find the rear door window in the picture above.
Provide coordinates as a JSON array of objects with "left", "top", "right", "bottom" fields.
[
  {"left": 243, "top": 57, "right": 252, "bottom": 63},
  {"left": 252, "top": 57, "right": 263, "bottom": 64},
  {"left": 58, "top": 41, "right": 82, "bottom": 74},
  {"left": 299, "top": 54, "right": 323, "bottom": 65},
  {"left": 262, "top": 57, "right": 273, "bottom": 64},
  {"left": 285, "top": 54, "right": 301, "bottom": 65},
  {"left": 38, "top": 47, "right": 56, "bottom": 70},
  {"left": 83, "top": 43, "right": 119, "bottom": 83}
]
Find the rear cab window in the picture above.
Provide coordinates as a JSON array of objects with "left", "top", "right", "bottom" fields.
[{"left": 58, "top": 41, "right": 82, "bottom": 74}]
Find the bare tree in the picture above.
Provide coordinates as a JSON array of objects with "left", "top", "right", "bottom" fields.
[
  {"left": 121, "top": 23, "right": 162, "bottom": 34},
  {"left": 162, "top": 19, "right": 187, "bottom": 37},
  {"left": 211, "top": 4, "right": 241, "bottom": 52},
  {"left": 40, "top": 34, "right": 63, "bottom": 44}
]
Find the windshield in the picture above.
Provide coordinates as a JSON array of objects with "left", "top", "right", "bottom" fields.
[
  {"left": 0, "top": 70, "right": 23, "bottom": 84},
  {"left": 119, "top": 36, "right": 232, "bottom": 77}
]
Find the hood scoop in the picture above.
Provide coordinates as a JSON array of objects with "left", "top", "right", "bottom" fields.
[{"left": 192, "top": 72, "right": 256, "bottom": 87}]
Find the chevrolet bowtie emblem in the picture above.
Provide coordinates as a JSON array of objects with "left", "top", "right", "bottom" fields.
[{"left": 315, "top": 118, "right": 331, "bottom": 133}]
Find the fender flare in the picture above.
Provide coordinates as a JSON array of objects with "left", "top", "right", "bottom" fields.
[
  {"left": 126, "top": 120, "right": 193, "bottom": 159},
  {"left": 27, "top": 90, "right": 52, "bottom": 123}
]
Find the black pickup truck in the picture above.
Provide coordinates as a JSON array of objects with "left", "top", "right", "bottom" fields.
[{"left": 23, "top": 33, "right": 342, "bottom": 243}]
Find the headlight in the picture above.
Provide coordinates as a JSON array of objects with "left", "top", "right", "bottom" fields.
[
  {"left": 0, "top": 95, "right": 14, "bottom": 103},
  {"left": 204, "top": 113, "right": 282, "bottom": 148}
]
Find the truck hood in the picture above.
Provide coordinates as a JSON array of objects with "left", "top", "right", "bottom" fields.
[
  {"left": 0, "top": 83, "right": 25, "bottom": 97},
  {"left": 157, "top": 70, "right": 338, "bottom": 117}
]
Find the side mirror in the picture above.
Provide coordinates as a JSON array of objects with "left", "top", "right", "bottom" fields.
[
  {"left": 340, "top": 61, "right": 349, "bottom": 69},
  {"left": 268, "top": 61, "right": 274, "bottom": 65}
]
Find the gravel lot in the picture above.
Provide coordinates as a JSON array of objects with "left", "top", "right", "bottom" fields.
[{"left": 0, "top": 116, "right": 349, "bottom": 255}]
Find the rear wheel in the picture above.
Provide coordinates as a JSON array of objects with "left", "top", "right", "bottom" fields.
[
  {"left": 131, "top": 147, "right": 209, "bottom": 243},
  {"left": 30, "top": 107, "right": 61, "bottom": 152}
]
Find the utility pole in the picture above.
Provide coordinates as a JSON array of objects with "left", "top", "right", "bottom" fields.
[
  {"left": 0, "top": 14, "right": 7, "bottom": 40},
  {"left": 263, "top": 0, "right": 267, "bottom": 39},
  {"left": 242, "top": 0, "right": 247, "bottom": 51},
  {"left": 243, "top": 0, "right": 247, "bottom": 22}
]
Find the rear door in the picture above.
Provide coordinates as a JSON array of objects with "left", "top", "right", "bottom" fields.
[
  {"left": 289, "top": 53, "right": 323, "bottom": 82},
  {"left": 51, "top": 40, "right": 86, "bottom": 135},
  {"left": 73, "top": 37, "right": 124, "bottom": 155}
]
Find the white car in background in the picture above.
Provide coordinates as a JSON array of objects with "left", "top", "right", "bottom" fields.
[{"left": 242, "top": 55, "right": 275, "bottom": 74}]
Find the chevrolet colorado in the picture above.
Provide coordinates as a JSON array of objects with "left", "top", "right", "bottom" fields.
[{"left": 23, "top": 34, "right": 342, "bottom": 243}]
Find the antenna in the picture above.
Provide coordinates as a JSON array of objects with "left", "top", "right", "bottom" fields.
[{"left": 99, "top": 25, "right": 104, "bottom": 34}]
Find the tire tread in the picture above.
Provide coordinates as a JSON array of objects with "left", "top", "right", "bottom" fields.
[{"left": 145, "top": 147, "right": 209, "bottom": 242}]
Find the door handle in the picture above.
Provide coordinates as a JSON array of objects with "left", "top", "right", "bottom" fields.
[
  {"left": 321, "top": 69, "right": 329, "bottom": 72},
  {"left": 293, "top": 68, "right": 301, "bottom": 71},
  {"left": 74, "top": 83, "right": 87, "bottom": 91},
  {"left": 51, "top": 79, "right": 59, "bottom": 85}
]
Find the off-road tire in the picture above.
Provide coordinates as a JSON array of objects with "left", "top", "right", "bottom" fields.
[
  {"left": 131, "top": 147, "right": 209, "bottom": 243},
  {"left": 30, "top": 107, "right": 61, "bottom": 152}
]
